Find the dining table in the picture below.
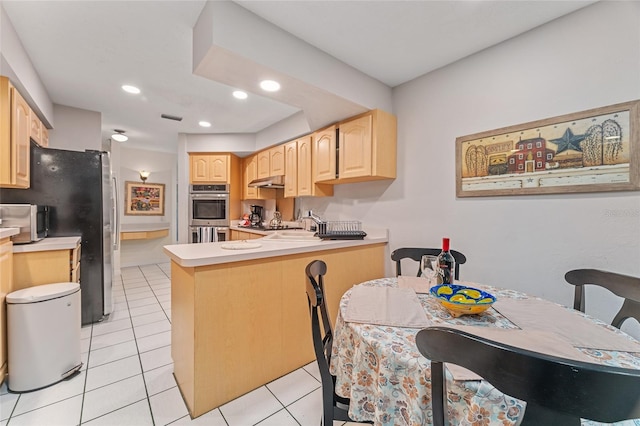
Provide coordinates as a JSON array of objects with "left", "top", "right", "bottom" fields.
[{"left": 329, "top": 277, "right": 640, "bottom": 426}]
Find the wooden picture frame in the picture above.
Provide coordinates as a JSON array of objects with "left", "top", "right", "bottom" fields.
[
  {"left": 125, "top": 181, "right": 165, "bottom": 216},
  {"left": 456, "top": 100, "right": 640, "bottom": 197}
]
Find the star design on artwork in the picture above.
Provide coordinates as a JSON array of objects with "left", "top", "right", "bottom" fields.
[
  {"left": 527, "top": 178, "right": 534, "bottom": 183},
  {"left": 551, "top": 128, "right": 586, "bottom": 154}
]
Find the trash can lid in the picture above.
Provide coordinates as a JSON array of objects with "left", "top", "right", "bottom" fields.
[{"left": 6, "top": 282, "right": 80, "bottom": 304}]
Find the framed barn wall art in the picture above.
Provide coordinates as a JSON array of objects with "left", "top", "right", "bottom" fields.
[
  {"left": 455, "top": 100, "right": 640, "bottom": 197},
  {"left": 125, "top": 181, "right": 165, "bottom": 216}
]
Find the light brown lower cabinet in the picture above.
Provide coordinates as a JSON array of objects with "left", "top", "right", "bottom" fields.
[
  {"left": 12, "top": 242, "right": 81, "bottom": 291},
  {"left": 230, "top": 230, "right": 263, "bottom": 241},
  {"left": 170, "top": 243, "right": 386, "bottom": 418},
  {"left": 0, "top": 237, "right": 13, "bottom": 384}
]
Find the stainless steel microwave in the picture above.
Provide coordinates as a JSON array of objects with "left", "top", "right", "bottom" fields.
[{"left": 0, "top": 204, "right": 49, "bottom": 243}]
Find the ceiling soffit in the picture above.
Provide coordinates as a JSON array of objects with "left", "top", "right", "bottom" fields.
[{"left": 192, "top": 1, "right": 392, "bottom": 136}]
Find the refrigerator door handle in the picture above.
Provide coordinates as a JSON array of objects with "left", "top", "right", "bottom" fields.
[{"left": 113, "top": 176, "right": 120, "bottom": 250}]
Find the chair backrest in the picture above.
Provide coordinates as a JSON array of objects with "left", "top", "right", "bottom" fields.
[
  {"left": 390, "top": 247, "right": 467, "bottom": 280},
  {"left": 565, "top": 268, "right": 640, "bottom": 328},
  {"left": 304, "top": 260, "right": 354, "bottom": 426},
  {"left": 416, "top": 326, "right": 640, "bottom": 426}
]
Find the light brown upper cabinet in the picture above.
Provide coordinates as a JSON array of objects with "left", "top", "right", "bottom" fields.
[
  {"left": 242, "top": 154, "right": 275, "bottom": 200},
  {"left": 29, "top": 112, "right": 48, "bottom": 147},
  {"left": 257, "top": 145, "right": 285, "bottom": 179},
  {"left": 269, "top": 145, "right": 285, "bottom": 176},
  {"left": 284, "top": 140, "right": 297, "bottom": 198},
  {"left": 0, "top": 76, "right": 30, "bottom": 189},
  {"left": 313, "top": 109, "right": 397, "bottom": 184},
  {"left": 41, "top": 127, "right": 49, "bottom": 148},
  {"left": 312, "top": 125, "right": 337, "bottom": 183},
  {"left": 285, "top": 136, "right": 333, "bottom": 198},
  {"left": 190, "top": 154, "right": 230, "bottom": 183}
]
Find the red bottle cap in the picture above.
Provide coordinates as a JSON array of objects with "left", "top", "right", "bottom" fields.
[{"left": 442, "top": 237, "right": 450, "bottom": 251}]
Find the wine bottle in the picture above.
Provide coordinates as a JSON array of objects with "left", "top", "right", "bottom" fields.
[{"left": 437, "top": 237, "right": 455, "bottom": 284}]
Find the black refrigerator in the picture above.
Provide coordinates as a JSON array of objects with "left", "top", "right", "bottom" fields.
[{"left": 0, "top": 142, "right": 115, "bottom": 325}]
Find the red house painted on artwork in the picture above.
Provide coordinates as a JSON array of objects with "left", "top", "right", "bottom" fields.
[{"left": 507, "top": 137, "right": 555, "bottom": 173}]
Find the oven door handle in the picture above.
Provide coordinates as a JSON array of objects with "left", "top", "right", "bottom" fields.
[{"left": 189, "top": 193, "right": 228, "bottom": 199}]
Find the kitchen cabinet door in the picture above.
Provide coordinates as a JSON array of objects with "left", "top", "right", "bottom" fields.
[
  {"left": 11, "top": 86, "right": 31, "bottom": 188},
  {"left": 41, "top": 127, "right": 49, "bottom": 148},
  {"left": 30, "top": 112, "right": 43, "bottom": 146},
  {"left": 336, "top": 109, "right": 397, "bottom": 183},
  {"left": 296, "top": 136, "right": 333, "bottom": 198},
  {"left": 269, "top": 145, "right": 285, "bottom": 176},
  {"left": 257, "top": 150, "right": 270, "bottom": 179},
  {"left": 284, "top": 141, "right": 297, "bottom": 197},
  {"left": 312, "top": 125, "right": 336, "bottom": 182},
  {"left": 339, "top": 114, "right": 372, "bottom": 179},
  {"left": 190, "top": 154, "right": 229, "bottom": 183},
  {"left": 1, "top": 77, "right": 30, "bottom": 188},
  {"left": 243, "top": 155, "right": 259, "bottom": 199}
]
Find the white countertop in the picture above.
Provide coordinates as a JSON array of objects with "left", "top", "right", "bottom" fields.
[
  {"left": 0, "top": 228, "right": 20, "bottom": 239},
  {"left": 12, "top": 236, "right": 81, "bottom": 253},
  {"left": 164, "top": 228, "right": 388, "bottom": 267}
]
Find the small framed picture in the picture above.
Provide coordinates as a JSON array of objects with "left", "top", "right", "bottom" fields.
[{"left": 125, "top": 181, "right": 165, "bottom": 216}]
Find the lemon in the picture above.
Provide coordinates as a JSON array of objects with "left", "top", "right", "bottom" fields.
[
  {"left": 479, "top": 297, "right": 494, "bottom": 304},
  {"left": 457, "top": 289, "right": 481, "bottom": 299},
  {"left": 449, "top": 294, "right": 468, "bottom": 303},
  {"left": 437, "top": 286, "right": 453, "bottom": 296}
]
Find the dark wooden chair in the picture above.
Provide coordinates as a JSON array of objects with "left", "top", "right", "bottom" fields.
[
  {"left": 305, "top": 260, "right": 368, "bottom": 426},
  {"left": 564, "top": 268, "right": 640, "bottom": 328},
  {"left": 391, "top": 247, "right": 467, "bottom": 280},
  {"left": 416, "top": 326, "right": 640, "bottom": 426}
]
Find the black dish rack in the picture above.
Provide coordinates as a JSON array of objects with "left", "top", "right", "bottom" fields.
[{"left": 316, "top": 221, "right": 367, "bottom": 240}]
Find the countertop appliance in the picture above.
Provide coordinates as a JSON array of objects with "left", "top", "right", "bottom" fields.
[
  {"left": 0, "top": 143, "right": 116, "bottom": 325},
  {"left": 249, "top": 205, "right": 264, "bottom": 227},
  {"left": 0, "top": 204, "right": 49, "bottom": 243}
]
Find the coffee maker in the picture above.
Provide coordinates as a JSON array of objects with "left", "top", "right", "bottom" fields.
[{"left": 249, "top": 205, "right": 264, "bottom": 228}]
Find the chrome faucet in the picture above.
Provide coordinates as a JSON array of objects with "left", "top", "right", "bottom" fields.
[
  {"left": 303, "top": 210, "right": 324, "bottom": 225},
  {"left": 300, "top": 210, "right": 324, "bottom": 231}
]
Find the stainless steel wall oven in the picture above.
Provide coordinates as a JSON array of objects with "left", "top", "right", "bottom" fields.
[{"left": 188, "top": 184, "right": 230, "bottom": 243}]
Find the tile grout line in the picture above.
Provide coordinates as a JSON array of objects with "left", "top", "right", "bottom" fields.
[{"left": 124, "top": 266, "right": 157, "bottom": 426}]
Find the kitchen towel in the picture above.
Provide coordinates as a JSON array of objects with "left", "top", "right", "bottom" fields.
[
  {"left": 344, "top": 285, "right": 430, "bottom": 328},
  {"left": 397, "top": 275, "right": 432, "bottom": 294},
  {"left": 438, "top": 326, "right": 595, "bottom": 381},
  {"left": 493, "top": 297, "right": 640, "bottom": 352}
]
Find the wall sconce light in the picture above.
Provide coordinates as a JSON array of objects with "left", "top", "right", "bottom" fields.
[{"left": 139, "top": 170, "right": 150, "bottom": 182}]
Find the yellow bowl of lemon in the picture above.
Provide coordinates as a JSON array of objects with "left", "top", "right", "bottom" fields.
[{"left": 429, "top": 284, "right": 496, "bottom": 317}]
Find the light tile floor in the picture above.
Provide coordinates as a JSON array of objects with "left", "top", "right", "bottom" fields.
[{"left": 0, "top": 263, "right": 358, "bottom": 426}]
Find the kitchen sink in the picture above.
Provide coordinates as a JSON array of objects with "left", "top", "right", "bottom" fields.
[{"left": 264, "top": 231, "right": 320, "bottom": 242}]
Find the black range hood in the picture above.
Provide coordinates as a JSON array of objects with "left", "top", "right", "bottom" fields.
[{"left": 248, "top": 175, "right": 285, "bottom": 188}]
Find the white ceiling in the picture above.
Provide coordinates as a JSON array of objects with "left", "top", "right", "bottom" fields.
[{"left": 1, "top": 0, "right": 596, "bottom": 153}]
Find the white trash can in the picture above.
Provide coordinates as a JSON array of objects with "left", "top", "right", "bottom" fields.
[{"left": 7, "top": 282, "right": 82, "bottom": 392}]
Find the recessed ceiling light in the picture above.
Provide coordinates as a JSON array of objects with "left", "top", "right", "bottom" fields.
[
  {"left": 111, "top": 129, "right": 128, "bottom": 142},
  {"left": 260, "top": 80, "right": 280, "bottom": 92},
  {"left": 199, "top": 121, "right": 212, "bottom": 128},
  {"left": 121, "top": 85, "right": 141, "bottom": 94},
  {"left": 233, "top": 90, "right": 248, "bottom": 100}
]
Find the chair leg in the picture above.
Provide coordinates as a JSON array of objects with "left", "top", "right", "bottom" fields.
[{"left": 431, "top": 361, "right": 446, "bottom": 426}]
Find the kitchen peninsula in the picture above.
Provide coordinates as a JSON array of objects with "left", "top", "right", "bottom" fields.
[{"left": 163, "top": 229, "right": 388, "bottom": 418}]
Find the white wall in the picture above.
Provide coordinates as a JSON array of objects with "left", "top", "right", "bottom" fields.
[
  {"left": 299, "top": 1, "right": 640, "bottom": 339},
  {"left": 116, "top": 146, "right": 177, "bottom": 267},
  {"left": 0, "top": 4, "right": 53, "bottom": 127},
  {"left": 49, "top": 104, "right": 102, "bottom": 151}
]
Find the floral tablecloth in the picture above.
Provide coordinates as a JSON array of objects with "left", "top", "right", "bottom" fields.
[{"left": 329, "top": 277, "right": 640, "bottom": 426}]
